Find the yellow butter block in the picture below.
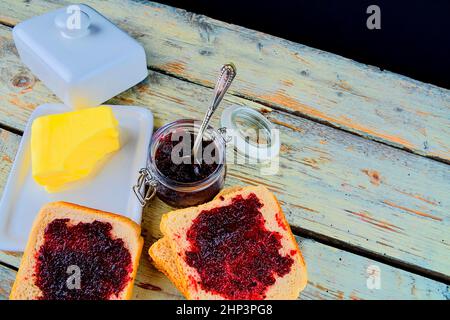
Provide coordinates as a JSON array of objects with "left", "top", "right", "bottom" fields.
[{"left": 31, "top": 106, "right": 120, "bottom": 192}]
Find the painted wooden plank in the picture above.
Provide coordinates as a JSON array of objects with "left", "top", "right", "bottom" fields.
[
  {"left": 0, "top": 25, "right": 449, "bottom": 278},
  {"left": 2, "top": 238, "right": 449, "bottom": 300},
  {"left": 1, "top": 0, "right": 449, "bottom": 161},
  {"left": 0, "top": 264, "right": 15, "bottom": 300},
  {"left": 0, "top": 126, "right": 448, "bottom": 299}
]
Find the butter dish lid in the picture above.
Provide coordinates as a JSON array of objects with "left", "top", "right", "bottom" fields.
[{"left": 12, "top": 4, "right": 148, "bottom": 109}]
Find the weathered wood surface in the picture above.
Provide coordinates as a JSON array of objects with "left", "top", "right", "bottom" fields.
[
  {"left": 0, "top": 1, "right": 449, "bottom": 300},
  {"left": 0, "top": 23, "right": 449, "bottom": 280},
  {"left": 0, "top": 264, "right": 15, "bottom": 300},
  {"left": 0, "top": 172, "right": 447, "bottom": 300},
  {"left": 1, "top": 0, "right": 449, "bottom": 162}
]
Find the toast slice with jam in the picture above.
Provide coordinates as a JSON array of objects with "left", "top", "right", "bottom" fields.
[
  {"left": 10, "top": 202, "right": 143, "bottom": 300},
  {"left": 150, "top": 185, "right": 307, "bottom": 300}
]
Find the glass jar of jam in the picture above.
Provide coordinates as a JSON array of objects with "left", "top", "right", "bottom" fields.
[
  {"left": 134, "top": 105, "right": 280, "bottom": 208},
  {"left": 134, "top": 119, "right": 226, "bottom": 208}
]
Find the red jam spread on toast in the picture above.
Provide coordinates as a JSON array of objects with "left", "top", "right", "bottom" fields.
[
  {"left": 155, "top": 132, "right": 218, "bottom": 183},
  {"left": 34, "top": 219, "right": 133, "bottom": 300},
  {"left": 185, "top": 193, "right": 294, "bottom": 299}
]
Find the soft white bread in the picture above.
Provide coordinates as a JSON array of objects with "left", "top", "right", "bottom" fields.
[
  {"left": 148, "top": 188, "right": 240, "bottom": 297},
  {"left": 10, "top": 202, "right": 143, "bottom": 300},
  {"left": 150, "top": 185, "right": 307, "bottom": 300},
  {"left": 149, "top": 237, "right": 187, "bottom": 296}
]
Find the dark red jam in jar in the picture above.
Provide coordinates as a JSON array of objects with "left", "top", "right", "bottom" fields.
[
  {"left": 185, "top": 193, "right": 294, "bottom": 300},
  {"left": 155, "top": 132, "right": 218, "bottom": 183},
  {"left": 34, "top": 219, "right": 133, "bottom": 300},
  {"left": 148, "top": 119, "right": 226, "bottom": 208}
]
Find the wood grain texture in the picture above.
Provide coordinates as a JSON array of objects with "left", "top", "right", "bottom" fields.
[
  {"left": 1, "top": 0, "right": 449, "bottom": 161},
  {"left": 0, "top": 24, "right": 449, "bottom": 278},
  {"left": 2, "top": 240, "right": 449, "bottom": 300},
  {"left": 0, "top": 129, "right": 20, "bottom": 195},
  {"left": 0, "top": 127, "right": 448, "bottom": 299},
  {"left": 0, "top": 264, "right": 15, "bottom": 300}
]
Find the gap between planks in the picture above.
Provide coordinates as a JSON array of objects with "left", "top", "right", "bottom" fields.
[
  {"left": 0, "top": 122, "right": 23, "bottom": 136},
  {"left": 291, "top": 226, "right": 450, "bottom": 285},
  {"left": 0, "top": 260, "right": 18, "bottom": 272},
  {"left": 0, "top": 42, "right": 448, "bottom": 283}
]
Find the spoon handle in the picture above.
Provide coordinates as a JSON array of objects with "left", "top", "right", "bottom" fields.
[{"left": 193, "top": 64, "right": 236, "bottom": 161}]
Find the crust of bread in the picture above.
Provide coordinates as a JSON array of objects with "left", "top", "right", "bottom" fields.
[
  {"left": 149, "top": 238, "right": 187, "bottom": 296},
  {"left": 150, "top": 185, "right": 307, "bottom": 300},
  {"left": 10, "top": 201, "right": 143, "bottom": 300},
  {"left": 148, "top": 187, "right": 242, "bottom": 298}
]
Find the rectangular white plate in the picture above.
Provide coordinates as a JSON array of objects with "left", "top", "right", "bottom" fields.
[{"left": 0, "top": 104, "right": 153, "bottom": 251}]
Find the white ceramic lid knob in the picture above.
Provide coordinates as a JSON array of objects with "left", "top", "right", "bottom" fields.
[{"left": 54, "top": 6, "right": 91, "bottom": 38}]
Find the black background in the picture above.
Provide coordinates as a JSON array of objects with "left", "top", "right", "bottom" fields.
[{"left": 155, "top": 0, "right": 450, "bottom": 89}]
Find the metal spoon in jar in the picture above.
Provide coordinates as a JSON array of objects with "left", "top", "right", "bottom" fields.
[{"left": 192, "top": 63, "right": 236, "bottom": 164}]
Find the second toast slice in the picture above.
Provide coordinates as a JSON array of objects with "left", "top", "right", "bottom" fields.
[{"left": 156, "top": 185, "right": 307, "bottom": 300}]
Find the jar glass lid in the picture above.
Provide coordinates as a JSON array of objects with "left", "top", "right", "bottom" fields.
[{"left": 220, "top": 105, "right": 280, "bottom": 161}]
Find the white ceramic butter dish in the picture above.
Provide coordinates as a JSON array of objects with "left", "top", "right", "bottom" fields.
[
  {"left": 0, "top": 104, "right": 153, "bottom": 251},
  {"left": 13, "top": 4, "right": 148, "bottom": 109}
]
